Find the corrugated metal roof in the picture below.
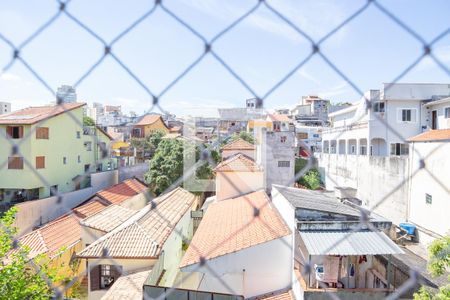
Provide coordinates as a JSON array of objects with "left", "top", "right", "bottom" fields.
[
  {"left": 273, "top": 185, "right": 361, "bottom": 218},
  {"left": 299, "top": 231, "right": 404, "bottom": 256}
]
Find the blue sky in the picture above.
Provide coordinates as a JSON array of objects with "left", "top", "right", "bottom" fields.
[{"left": 0, "top": 0, "right": 449, "bottom": 117}]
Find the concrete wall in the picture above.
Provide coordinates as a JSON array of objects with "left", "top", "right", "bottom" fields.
[
  {"left": 215, "top": 171, "right": 264, "bottom": 201},
  {"left": 14, "top": 170, "right": 118, "bottom": 235},
  {"left": 182, "top": 235, "right": 293, "bottom": 298},
  {"left": 408, "top": 142, "right": 450, "bottom": 245},
  {"left": 317, "top": 153, "right": 409, "bottom": 225}
]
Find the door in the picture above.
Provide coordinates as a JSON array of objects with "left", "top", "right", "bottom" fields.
[{"left": 431, "top": 110, "right": 437, "bottom": 129}]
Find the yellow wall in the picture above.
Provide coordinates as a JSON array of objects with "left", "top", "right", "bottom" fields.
[{"left": 143, "top": 119, "right": 169, "bottom": 136}]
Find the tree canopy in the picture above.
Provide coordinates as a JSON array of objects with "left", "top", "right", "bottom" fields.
[
  {"left": 0, "top": 208, "right": 64, "bottom": 300},
  {"left": 82, "top": 116, "right": 95, "bottom": 126}
]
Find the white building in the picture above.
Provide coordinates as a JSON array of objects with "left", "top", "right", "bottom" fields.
[
  {"left": 0, "top": 101, "right": 11, "bottom": 115},
  {"left": 56, "top": 85, "right": 77, "bottom": 103},
  {"left": 322, "top": 83, "right": 450, "bottom": 157}
]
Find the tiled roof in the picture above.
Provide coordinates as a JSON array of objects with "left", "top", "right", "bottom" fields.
[
  {"left": 214, "top": 153, "right": 261, "bottom": 172},
  {"left": 72, "top": 197, "right": 109, "bottom": 219},
  {"left": 256, "top": 290, "right": 294, "bottom": 300},
  {"left": 0, "top": 102, "right": 85, "bottom": 125},
  {"left": 78, "top": 187, "right": 197, "bottom": 258},
  {"left": 96, "top": 179, "right": 148, "bottom": 204},
  {"left": 179, "top": 190, "right": 291, "bottom": 268},
  {"left": 267, "top": 114, "right": 291, "bottom": 122},
  {"left": 18, "top": 214, "right": 81, "bottom": 259},
  {"left": 80, "top": 205, "right": 137, "bottom": 232},
  {"left": 101, "top": 270, "right": 151, "bottom": 300},
  {"left": 222, "top": 138, "right": 255, "bottom": 150},
  {"left": 134, "top": 114, "right": 165, "bottom": 126},
  {"left": 408, "top": 129, "right": 450, "bottom": 142}
]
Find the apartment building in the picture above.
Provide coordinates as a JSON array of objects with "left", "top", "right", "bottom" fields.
[
  {"left": 0, "top": 103, "right": 115, "bottom": 201},
  {"left": 322, "top": 83, "right": 450, "bottom": 157}
]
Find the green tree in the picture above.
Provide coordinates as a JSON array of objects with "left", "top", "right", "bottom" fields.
[
  {"left": 414, "top": 236, "right": 450, "bottom": 300},
  {"left": 130, "top": 131, "right": 165, "bottom": 158},
  {"left": 298, "top": 168, "right": 321, "bottom": 190},
  {"left": 82, "top": 116, "right": 95, "bottom": 126},
  {"left": 0, "top": 208, "right": 64, "bottom": 300}
]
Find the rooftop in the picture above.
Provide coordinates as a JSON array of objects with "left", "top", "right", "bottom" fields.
[
  {"left": 267, "top": 114, "right": 291, "bottom": 122},
  {"left": 256, "top": 290, "right": 294, "bottom": 300},
  {"left": 222, "top": 138, "right": 255, "bottom": 151},
  {"left": 80, "top": 205, "right": 137, "bottom": 232},
  {"left": 78, "top": 187, "right": 197, "bottom": 259},
  {"left": 72, "top": 197, "right": 109, "bottom": 219},
  {"left": 273, "top": 185, "right": 361, "bottom": 218},
  {"left": 408, "top": 129, "right": 450, "bottom": 142},
  {"left": 18, "top": 214, "right": 81, "bottom": 259},
  {"left": 0, "top": 102, "right": 86, "bottom": 125},
  {"left": 179, "top": 190, "right": 291, "bottom": 268},
  {"left": 101, "top": 270, "right": 151, "bottom": 300},
  {"left": 134, "top": 114, "right": 165, "bottom": 126},
  {"left": 96, "top": 178, "right": 148, "bottom": 205},
  {"left": 214, "top": 153, "right": 261, "bottom": 172},
  {"left": 299, "top": 231, "right": 404, "bottom": 256}
]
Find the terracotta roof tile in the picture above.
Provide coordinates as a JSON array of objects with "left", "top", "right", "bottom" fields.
[
  {"left": 408, "top": 129, "right": 450, "bottom": 142},
  {"left": 80, "top": 205, "right": 137, "bottom": 232},
  {"left": 267, "top": 114, "right": 291, "bottom": 122},
  {"left": 78, "top": 187, "right": 197, "bottom": 258},
  {"left": 134, "top": 114, "right": 165, "bottom": 126},
  {"left": 18, "top": 214, "right": 81, "bottom": 259},
  {"left": 256, "top": 290, "right": 294, "bottom": 300},
  {"left": 179, "top": 190, "right": 291, "bottom": 268},
  {"left": 0, "top": 103, "right": 85, "bottom": 125},
  {"left": 96, "top": 179, "right": 148, "bottom": 204},
  {"left": 101, "top": 270, "right": 151, "bottom": 300},
  {"left": 222, "top": 138, "right": 255, "bottom": 150},
  {"left": 214, "top": 153, "right": 261, "bottom": 172},
  {"left": 72, "top": 197, "right": 109, "bottom": 219}
]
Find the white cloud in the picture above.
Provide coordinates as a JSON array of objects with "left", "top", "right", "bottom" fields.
[
  {"left": 0, "top": 72, "right": 21, "bottom": 81},
  {"left": 317, "top": 81, "right": 351, "bottom": 99}
]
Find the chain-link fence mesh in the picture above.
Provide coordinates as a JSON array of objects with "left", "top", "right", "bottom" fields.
[{"left": 0, "top": 0, "right": 449, "bottom": 299}]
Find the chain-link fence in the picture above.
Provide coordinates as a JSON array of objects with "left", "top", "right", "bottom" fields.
[{"left": 0, "top": 0, "right": 449, "bottom": 299}]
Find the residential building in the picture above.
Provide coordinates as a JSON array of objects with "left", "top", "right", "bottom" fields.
[
  {"left": 0, "top": 101, "right": 11, "bottom": 114},
  {"left": 17, "top": 178, "right": 148, "bottom": 296},
  {"left": 221, "top": 138, "right": 256, "bottom": 160},
  {"left": 322, "top": 83, "right": 450, "bottom": 157},
  {"left": 56, "top": 85, "right": 77, "bottom": 103},
  {"left": 130, "top": 114, "right": 169, "bottom": 138},
  {"left": 0, "top": 103, "right": 116, "bottom": 202},
  {"left": 77, "top": 187, "right": 198, "bottom": 300},
  {"left": 246, "top": 97, "right": 263, "bottom": 109},
  {"left": 218, "top": 99, "right": 266, "bottom": 136},
  {"left": 295, "top": 125, "right": 322, "bottom": 156},
  {"left": 266, "top": 113, "right": 293, "bottom": 132},
  {"left": 291, "top": 95, "right": 331, "bottom": 125},
  {"left": 152, "top": 190, "right": 293, "bottom": 299}
]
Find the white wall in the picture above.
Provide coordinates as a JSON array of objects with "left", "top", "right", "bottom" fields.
[
  {"left": 86, "top": 258, "right": 155, "bottom": 300},
  {"left": 182, "top": 235, "right": 293, "bottom": 298},
  {"left": 317, "top": 153, "right": 409, "bottom": 226},
  {"left": 216, "top": 171, "right": 264, "bottom": 201},
  {"left": 383, "top": 83, "right": 450, "bottom": 100},
  {"left": 408, "top": 142, "right": 450, "bottom": 245},
  {"left": 15, "top": 170, "right": 118, "bottom": 236},
  {"left": 423, "top": 101, "right": 450, "bottom": 130}
]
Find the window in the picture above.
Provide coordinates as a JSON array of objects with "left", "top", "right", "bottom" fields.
[
  {"left": 313, "top": 133, "right": 320, "bottom": 138},
  {"left": 398, "top": 108, "right": 417, "bottom": 122},
  {"left": 50, "top": 185, "right": 58, "bottom": 196},
  {"left": 425, "top": 193, "right": 432, "bottom": 204},
  {"left": 360, "top": 146, "right": 367, "bottom": 155},
  {"left": 36, "top": 156, "right": 45, "bottom": 169},
  {"left": 77, "top": 155, "right": 81, "bottom": 163},
  {"left": 350, "top": 145, "right": 356, "bottom": 154},
  {"left": 36, "top": 127, "right": 49, "bottom": 139},
  {"left": 63, "top": 157, "right": 67, "bottom": 165},
  {"left": 373, "top": 102, "right": 385, "bottom": 113},
  {"left": 8, "top": 157, "right": 23, "bottom": 169},
  {"left": 84, "top": 141, "right": 92, "bottom": 151},
  {"left": 132, "top": 128, "right": 141, "bottom": 137},
  {"left": 445, "top": 107, "right": 450, "bottom": 119},
  {"left": 100, "top": 265, "right": 115, "bottom": 289},
  {"left": 280, "top": 136, "right": 287, "bottom": 143},
  {"left": 84, "top": 164, "right": 90, "bottom": 172},
  {"left": 6, "top": 126, "right": 23, "bottom": 139},
  {"left": 76, "top": 131, "right": 81, "bottom": 139},
  {"left": 390, "top": 143, "right": 409, "bottom": 156},
  {"left": 278, "top": 161, "right": 290, "bottom": 167}
]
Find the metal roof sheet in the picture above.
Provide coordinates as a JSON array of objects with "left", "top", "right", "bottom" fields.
[
  {"left": 299, "top": 231, "right": 404, "bottom": 256},
  {"left": 273, "top": 185, "right": 361, "bottom": 218}
]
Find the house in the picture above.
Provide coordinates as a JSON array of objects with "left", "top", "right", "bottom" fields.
[
  {"left": 267, "top": 114, "right": 293, "bottom": 132},
  {"left": 130, "top": 114, "right": 169, "bottom": 138},
  {"left": 321, "top": 83, "right": 450, "bottom": 157},
  {"left": 77, "top": 187, "right": 198, "bottom": 300},
  {"left": 0, "top": 103, "right": 116, "bottom": 202},
  {"left": 221, "top": 138, "right": 256, "bottom": 160},
  {"left": 16, "top": 178, "right": 148, "bottom": 296},
  {"left": 214, "top": 153, "right": 264, "bottom": 201},
  {"left": 143, "top": 190, "right": 293, "bottom": 299},
  {"left": 291, "top": 95, "right": 331, "bottom": 125},
  {"left": 271, "top": 185, "right": 406, "bottom": 299}
]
